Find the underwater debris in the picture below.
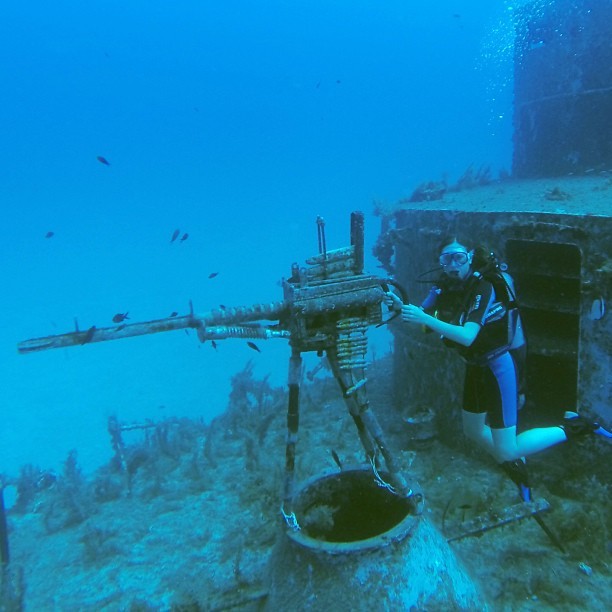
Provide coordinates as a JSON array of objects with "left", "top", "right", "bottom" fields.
[
  {"left": 371, "top": 225, "right": 398, "bottom": 275},
  {"left": 544, "top": 186, "right": 572, "bottom": 201},
  {"left": 445, "top": 498, "right": 552, "bottom": 543},
  {"left": 452, "top": 164, "right": 492, "bottom": 191},
  {"left": 407, "top": 180, "right": 447, "bottom": 202},
  {"left": 12, "top": 465, "right": 57, "bottom": 514},
  {"left": 43, "top": 450, "right": 93, "bottom": 534},
  {"left": 402, "top": 407, "right": 437, "bottom": 448}
]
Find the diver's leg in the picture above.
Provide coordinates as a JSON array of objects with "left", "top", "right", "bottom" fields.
[
  {"left": 495, "top": 415, "right": 611, "bottom": 466},
  {"left": 462, "top": 410, "right": 495, "bottom": 455},
  {"left": 461, "top": 364, "right": 496, "bottom": 455},
  {"left": 516, "top": 426, "right": 567, "bottom": 456},
  {"left": 491, "top": 418, "right": 567, "bottom": 462},
  {"left": 492, "top": 424, "right": 564, "bottom": 502},
  {"left": 491, "top": 426, "right": 519, "bottom": 462},
  {"left": 508, "top": 414, "right": 611, "bottom": 456},
  {"left": 480, "top": 352, "right": 521, "bottom": 462}
]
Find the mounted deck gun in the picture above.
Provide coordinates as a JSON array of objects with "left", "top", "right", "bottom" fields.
[{"left": 18, "top": 211, "right": 423, "bottom": 525}]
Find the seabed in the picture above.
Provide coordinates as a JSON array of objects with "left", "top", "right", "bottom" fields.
[{"left": 2, "top": 349, "right": 610, "bottom": 611}]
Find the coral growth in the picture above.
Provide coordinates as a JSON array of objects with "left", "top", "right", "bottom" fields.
[
  {"left": 451, "top": 164, "right": 492, "bottom": 191},
  {"left": 407, "top": 180, "right": 447, "bottom": 202},
  {"left": 42, "top": 450, "right": 94, "bottom": 533}
]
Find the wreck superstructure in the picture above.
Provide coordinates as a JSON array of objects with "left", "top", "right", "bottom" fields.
[
  {"left": 379, "top": 0, "right": 612, "bottom": 434},
  {"left": 375, "top": 176, "right": 611, "bottom": 438}
]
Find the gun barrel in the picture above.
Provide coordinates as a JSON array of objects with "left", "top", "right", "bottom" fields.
[{"left": 18, "top": 301, "right": 289, "bottom": 354}]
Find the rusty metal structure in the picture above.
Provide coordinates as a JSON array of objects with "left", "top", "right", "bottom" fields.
[
  {"left": 513, "top": 0, "right": 612, "bottom": 177},
  {"left": 18, "top": 212, "right": 423, "bottom": 525},
  {"left": 19, "top": 211, "right": 571, "bottom": 608},
  {"left": 374, "top": 179, "right": 611, "bottom": 443}
]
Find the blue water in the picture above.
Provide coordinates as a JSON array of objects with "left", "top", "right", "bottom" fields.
[{"left": 1, "top": 1, "right": 518, "bottom": 476}]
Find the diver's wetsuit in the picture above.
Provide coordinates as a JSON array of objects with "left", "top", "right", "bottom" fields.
[
  {"left": 423, "top": 274, "right": 524, "bottom": 429},
  {"left": 503, "top": 272, "right": 527, "bottom": 398}
]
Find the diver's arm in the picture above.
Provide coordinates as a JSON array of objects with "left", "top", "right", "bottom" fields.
[{"left": 400, "top": 304, "right": 480, "bottom": 347}]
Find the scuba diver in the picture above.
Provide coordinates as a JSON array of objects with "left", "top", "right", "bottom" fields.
[{"left": 385, "top": 236, "right": 611, "bottom": 501}]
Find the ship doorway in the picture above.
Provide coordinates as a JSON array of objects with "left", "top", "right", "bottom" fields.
[{"left": 505, "top": 239, "right": 581, "bottom": 425}]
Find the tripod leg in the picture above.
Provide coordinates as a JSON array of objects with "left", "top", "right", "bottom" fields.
[
  {"left": 281, "top": 348, "right": 302, "bottom": 530},
  {"left": 327, "top": 347, "right": 423, "bottom": 513}
]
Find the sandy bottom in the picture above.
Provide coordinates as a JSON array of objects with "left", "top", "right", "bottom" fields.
[{"left": 3, "top": 355, "right": 610, "bottom": 611}]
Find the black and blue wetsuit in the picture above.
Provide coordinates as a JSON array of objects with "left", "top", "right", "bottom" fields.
[{"left": 422, "top": 275, "right": 525, "bottom": 429}]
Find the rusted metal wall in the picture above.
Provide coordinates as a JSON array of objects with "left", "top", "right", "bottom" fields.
[
  {"left": 377, "top": 208, "right": 611, "bottom": 439},
  {"left": 513, "top": 0, "right": 612, "bottom": 177}
]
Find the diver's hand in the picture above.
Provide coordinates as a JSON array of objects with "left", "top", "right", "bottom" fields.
[
  {"left": 384, "top": 291, "right": 403, "bottom": 312},
  {"left": 401, "top": 304, "right": 428, "bottom": 325}
]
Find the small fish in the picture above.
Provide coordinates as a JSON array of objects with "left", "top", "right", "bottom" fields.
[
  {"left": 208, "top": 272, "right": 219, "bottom": 279},
  {"left": 170, "top": 229, "right": 180, "bottom": 243},
  {"left": 112, "top": 312, "right": 129, "bottom": 323},
  {"left": 330, "top": 449, "right": 343, "bottom": 470},
  {"left": 246, "top": 341, "right": 261, "bottom": 353},
  {"left": 180, "top": 233, "right": 189, "bottom": 242},
  {"left": 45, "top": 231, "right": 54, "bottom": 239},
  {"left": 169, "top": 311, "right": 178, "bottom": 317},
  {"left": 219, "top": 304, "right": 226, "bottom": 310},
  {"left": 80, "top": 325, "right": 96, "bottom": 345},
  {"left": 211, "top": 340, "right": 218, "bottom": 351},
  {"left": 115, "top": 324, "right": 126, "bottom": 332},
  {"left": 96, "top": 155, "right": 111, "bottom": 166}
]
